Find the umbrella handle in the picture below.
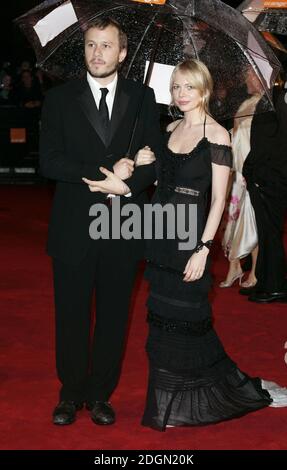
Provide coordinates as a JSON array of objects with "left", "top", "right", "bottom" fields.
[
  {"left": 126, "top": 22, "right": 164, "bottom": 158},
  {"left": 144, "top": 21, "right": 164, "bottom": 86}
]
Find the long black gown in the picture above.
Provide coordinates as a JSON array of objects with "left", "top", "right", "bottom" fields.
[{"left": 142, "top": 121, "right": 272, "bottom": 431}]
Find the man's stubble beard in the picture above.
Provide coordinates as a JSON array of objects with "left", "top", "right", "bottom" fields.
[{"left": 86, "top": 61, "right": 120, "bottom": 79}]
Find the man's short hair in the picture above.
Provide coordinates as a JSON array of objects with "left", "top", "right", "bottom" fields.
[{"left": 84, "top": 17, "right": 128, "bottom": 51}]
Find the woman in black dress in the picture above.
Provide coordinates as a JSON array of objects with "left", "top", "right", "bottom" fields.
[{"left": 137, "top": 59, "right": 276, "bottom": 432}]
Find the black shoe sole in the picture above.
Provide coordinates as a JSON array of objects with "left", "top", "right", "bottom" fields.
[
  {"left": 53, "top": 417, "right": 76, "bottom": 425},
  {"left": 248, "top": 296, "right": 287, "bottom": 303},
  {"left": 91, "top": 416, "right": 115, "bottom": 425}
]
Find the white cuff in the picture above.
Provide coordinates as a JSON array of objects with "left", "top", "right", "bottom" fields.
[{"left": 107, "top": 192, "right": 132, "bottom": 198}]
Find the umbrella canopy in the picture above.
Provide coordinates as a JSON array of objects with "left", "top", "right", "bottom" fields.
[
  {"left": 239, "top": 0, "right": 287, "bottom": 35},
  {"left": 15, "top": 0, "right": 281, "bottom": 119}
]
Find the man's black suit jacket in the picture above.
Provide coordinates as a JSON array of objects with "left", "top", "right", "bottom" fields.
[
  {"left": 39, "top": 75, "right": 161, "bottom": 265},
  {"left": 243, "top": 89, "right": 287, "bottom": 199}
]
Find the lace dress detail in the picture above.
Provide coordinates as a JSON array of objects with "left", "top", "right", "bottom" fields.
[{"left": 142, "top": 121, "right": 272, "bottom": 432}]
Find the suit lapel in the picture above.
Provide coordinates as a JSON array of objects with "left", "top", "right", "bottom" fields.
[
  {"left": 76, "top": 79, "right": 106, "bottom": 146},
  {"left": 109, "top": 76, "right": 130, "bottom": 146}
]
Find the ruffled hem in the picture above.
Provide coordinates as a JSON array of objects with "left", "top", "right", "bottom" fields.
[{"left": 142, "top": 366, "right": 272, "bottom": 431}]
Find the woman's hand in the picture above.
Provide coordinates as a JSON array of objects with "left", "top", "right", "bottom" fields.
[
  {"left": 113, "top": 158, "right": 134, "bottom": 180},
  {"left": 183, "top": 247, "right": 209, "bottom": 282},
  {"left": 135, "top": 146, "right": 156, "bottom": 167}
]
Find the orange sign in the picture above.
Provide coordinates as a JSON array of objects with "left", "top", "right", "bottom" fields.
[
  {"left": 131, "top": 0, "right": 166, "bottom": 5},
  {"left": 264, "top": 1, "right": 287, "bottom": 8},
  {"left": 10, "top": 128, "right": 26, "bottom": 144}
]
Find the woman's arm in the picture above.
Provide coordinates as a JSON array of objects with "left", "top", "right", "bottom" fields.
[
  {"left": 200, "top": 163, "right": 231, "bottom": 244},
  {"left": 183, "top": 127, "right": 231, "bottom": 282},
  {"left": 183, "top": 163, "right": 231, "bottom": 282}
]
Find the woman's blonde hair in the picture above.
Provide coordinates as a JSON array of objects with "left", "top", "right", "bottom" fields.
[{"left": 170, "top": 59, "right": 213, "bottom": 114}]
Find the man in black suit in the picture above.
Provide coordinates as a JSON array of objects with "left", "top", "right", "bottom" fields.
[
  {"left": 242, "top": 88, "right": 287, "bottom": 303},
  {"left": 40, "top": 17, "right": 160, "bottom": 425}
]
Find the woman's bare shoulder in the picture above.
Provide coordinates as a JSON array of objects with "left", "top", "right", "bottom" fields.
[{"left": 206, "top": 120, "right": 231, "bottom": 147}]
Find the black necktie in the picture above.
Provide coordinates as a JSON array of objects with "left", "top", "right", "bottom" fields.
[{"left": 99, "top": 87, "right": 109, "bottom": 144}]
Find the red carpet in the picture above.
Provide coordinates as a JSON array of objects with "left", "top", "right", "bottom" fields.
[{"left": 0, "top": 185, "right": 287, "bottom": 450}]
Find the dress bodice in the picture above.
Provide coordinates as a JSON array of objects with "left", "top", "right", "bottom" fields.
[
  {"left": 156, "top": 131, "right": 232, "bottom": 205},
  {"left": 146, "top": 123, "right": 233, "bottom": 273}
]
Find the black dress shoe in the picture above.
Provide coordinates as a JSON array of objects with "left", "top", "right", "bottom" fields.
[
  {"left": 52, "top": 400, "right": 83, "bottom": 425},
  {"left": 87, "top": 401, "right": 115, "bottom": 425},
  {"left": 248, "top": 291, "right": 287, "bottom": 303}
]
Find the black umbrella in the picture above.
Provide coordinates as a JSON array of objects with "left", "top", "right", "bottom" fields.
[
  {"left": 239, "top": 0, "right": 287, "bottom": 35},
  {"left": 15, "top": 0, "right": 281, "bottom": 120}
]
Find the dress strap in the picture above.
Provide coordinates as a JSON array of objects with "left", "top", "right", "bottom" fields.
[{"left": 170, "top": 119, "right": 182, "bottom": 133}]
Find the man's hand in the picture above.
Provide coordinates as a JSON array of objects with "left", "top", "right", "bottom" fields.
[
  {"left": 113, "top": 158, "right": 134, "bottom": 180},
  {"left": 82, "top": 167, "right": 130, "bottom": 195},
  {"left": 135, "top": 146, "right": 156, "bottom": 167}
]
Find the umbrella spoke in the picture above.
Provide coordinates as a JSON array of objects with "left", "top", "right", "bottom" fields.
[{"left": 125, "top": 12, "right": 158, "bottom": 78}]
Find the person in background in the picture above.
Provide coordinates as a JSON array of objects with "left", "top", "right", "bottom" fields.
[
  {"left": 220, "top": 69, "right": 262, "bottom": 289},
  {"left": 0, "top": 73, "right": 14, "bottom": 106},
  {"left": 13, "top": 70, "right": 43, "bottom": 108},
  {"left": 242, "top": 84, "right": 287, "bottom": 303}
]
